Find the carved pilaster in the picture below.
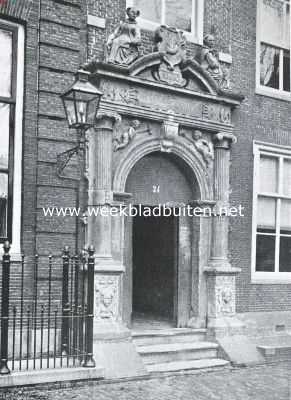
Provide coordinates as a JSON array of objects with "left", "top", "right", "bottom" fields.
[
  {"left": 205, "top": 132, "right": 242, "bottom": 332},
  {"left": 88, "top": 111, "right": 121, "bottom": 260},
  {"left": 209, "top": 133, "right": 232, "bottom": 268}
]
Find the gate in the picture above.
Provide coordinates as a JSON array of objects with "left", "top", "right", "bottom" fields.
[{"left": 0, "top": 242, "right": 95, "bottom": 375}]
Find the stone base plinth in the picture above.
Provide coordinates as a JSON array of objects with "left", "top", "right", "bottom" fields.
[{"left": 93, "top": 338, "right": 147, "bottom": 379}]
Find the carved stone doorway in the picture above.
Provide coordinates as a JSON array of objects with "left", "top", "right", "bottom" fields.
[
  {"left": 132, "top": 209, "right": 178, "bottom": 328},
  {"left": 123, "top": 151, "right": 199, "bottom": 330}
]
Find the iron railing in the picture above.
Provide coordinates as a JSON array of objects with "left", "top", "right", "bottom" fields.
[{"left": 0, "top": 242, "right": 95, "bottom": 375}]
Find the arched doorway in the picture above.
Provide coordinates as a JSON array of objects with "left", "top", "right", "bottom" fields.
[{"left": 124, "top": 151, "right": 200, "bottom": 329}]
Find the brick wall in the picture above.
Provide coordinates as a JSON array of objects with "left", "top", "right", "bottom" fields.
[
  {"left": 1, "top": 0, "right": 290, "bottom": 314},
  {"left": 230, "top": 0, "right": 291, "bottom": 312}
]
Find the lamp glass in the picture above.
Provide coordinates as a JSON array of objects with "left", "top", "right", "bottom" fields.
[{"left": 61, "top": 74, "right": 103, "bottom": 129}]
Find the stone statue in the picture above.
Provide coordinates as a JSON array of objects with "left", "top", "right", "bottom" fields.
[
  {"left": 192, "top": 130, "right": 214, "bottom": 165},
  {"left": 197, "top": 34, "right": 225, "bottom": 86},
  {"left": 106, "top": 7, "right": 141, "bottom": 66},
  {"left": 153, "top": 25, "right": 187, "bottom": 87}
]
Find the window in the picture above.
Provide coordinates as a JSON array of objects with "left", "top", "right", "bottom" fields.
[
  {"left": 0, "top": 20, "right": 24, "bottom": 256},
  {"left": 257, "top": 0, "right": 291, "bottom": 99},
  {"left": 126, "top": 0, "right": 204, "bottom": 44},
  {"left": 252, "top": 142, "right": 291, "bottom": 283}
]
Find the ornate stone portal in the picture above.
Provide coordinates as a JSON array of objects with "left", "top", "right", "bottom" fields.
[{"left": 86, "top": 23, "right": 244, "bottom": 377}]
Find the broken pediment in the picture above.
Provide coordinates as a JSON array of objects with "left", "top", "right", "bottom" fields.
[
  {"left": 85, "top": 54, "right": 220, "bottom": 96},
  {"left": 128, "top": 54, "right": 219, "bottom": 95}
]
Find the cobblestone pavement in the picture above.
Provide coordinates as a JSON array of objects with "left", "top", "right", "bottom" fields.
[{"left": 1, "top": 363, "right": 291, "bottom": 400}]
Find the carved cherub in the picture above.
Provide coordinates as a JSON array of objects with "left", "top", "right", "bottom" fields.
[
  {"left": 192, "top": 130, "right": 214, "bottom": 165},
  {"left": 106, "top": 7, "right": 141, "bottom": 65},
  {"left": 113, "top": 119, "right": 141, "bottom": 151}
]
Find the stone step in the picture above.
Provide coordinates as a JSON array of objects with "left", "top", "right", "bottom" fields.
[
  {"left": 137, "top": 341, "right": 219, "bottom": 364},
  {"left": 132, "top": 328, "right": 207, "bottom": 346},
  {"left": 257, "top": 335, "right": 291, "bottom": 361},
  {"left": 147, "top": 358, "right": 230, "bottom": 374}
]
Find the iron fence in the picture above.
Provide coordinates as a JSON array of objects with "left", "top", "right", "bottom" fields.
[{"left": 0, "top": 242, "right": 95, "bottom": 375}]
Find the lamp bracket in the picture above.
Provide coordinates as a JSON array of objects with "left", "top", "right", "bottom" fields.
[{"left": 57, "top": 145, "right": 80, "bottom": 178}]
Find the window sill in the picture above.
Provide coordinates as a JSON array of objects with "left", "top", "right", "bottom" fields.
[
  {"left": 252, "top": 273, "right": 291, "bottom": 284},
  {"left": 255, "top": 87, "right": 291, "bottom": 102}
]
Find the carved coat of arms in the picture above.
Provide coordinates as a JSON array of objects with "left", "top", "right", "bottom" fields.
[{"left": 154, "top": 25, "right": 187, "bottom": 87}]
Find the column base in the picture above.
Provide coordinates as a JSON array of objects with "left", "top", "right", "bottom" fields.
[{"left": 93, "top": 262, "right": 147, "bottom": 379}]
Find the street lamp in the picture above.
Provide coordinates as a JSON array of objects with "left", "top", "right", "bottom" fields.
[
  {"left": 61, "top": 70, "right": 103, "bottom": 131},
  {"left": 57, "top": 69, "right": 103, "bottom": 176},
  {"left": 58, "top": 70, "right": 102, "bottom": 367},
  {"left": 57, "top": 69, "right": 103, "bottom": 249}
]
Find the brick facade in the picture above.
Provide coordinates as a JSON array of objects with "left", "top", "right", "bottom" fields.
[{"left": 0, "top": 0, "right": 290, "bottom": 317}]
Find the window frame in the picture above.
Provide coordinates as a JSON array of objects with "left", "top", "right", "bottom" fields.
[
  {"left": 252, "top": 141, "right": 291, "bottom": 284},
  {"left": 126, "top": 0, "right": 204, "bottom": 44},
  {"left": 0, "top": 20, "right": 24, "bottom": 258},
  {"left": 0, "top": 22, "right": 18, "bottom": 243},
  {"left": 256, "top": 0, "right": 291, "bottom": 100}
]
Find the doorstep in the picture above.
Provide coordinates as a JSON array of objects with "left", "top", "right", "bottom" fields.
[{"left": 0, "top": 366, "right": 104, "bottom": 388}]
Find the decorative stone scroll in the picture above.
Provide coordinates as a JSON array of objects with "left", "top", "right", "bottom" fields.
[
  {"left": 95, "top": 275, "right": 119, "bottom": 321},
  {"left": 160, "top": 110, "right": 179, "bottom": 151},
  {"left": 153, "top": 26, "right": 187, "bottom": 87},
  {"left": 106, "top": 7, "right": 141, "bottom": 66}
]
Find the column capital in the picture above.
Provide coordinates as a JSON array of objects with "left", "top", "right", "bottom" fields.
[
  {"left": 213, "top": 132, "right": 237, "bottom": 149},
  {"left": 94, "top": 111, "right": 122, "bottom": 131}
]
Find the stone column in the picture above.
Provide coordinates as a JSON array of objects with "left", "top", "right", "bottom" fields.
[
  {"left": 205, "top": 132, "right": 243, "bottom": 336},
  {"left": 87, "top": 111, "right": 146, "bottom": 379}
]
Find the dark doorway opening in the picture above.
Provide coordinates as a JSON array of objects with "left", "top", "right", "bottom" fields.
[{"left": 132, "top": 207, "right": 178, "bottom": 326}]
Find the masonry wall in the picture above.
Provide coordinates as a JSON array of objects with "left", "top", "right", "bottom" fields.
[
  {"left": 229, "top": 0, "right": 291, "bottom": 313},
  {"left": 0, "top": 0, "right": 87, "bottom": 309},
  {"left": 1, "top": 0, "right": 290, "bottom": 314}
]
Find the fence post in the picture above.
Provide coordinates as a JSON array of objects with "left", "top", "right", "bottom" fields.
[
  {"left": 83, "top": 245, "right": 95, "bottom": 367},
  {"left": 0, "top": 241, "right": 11, "bottom": 375},
  {"left": 61, "top": 246, "right": 70, "bottom": 356}
]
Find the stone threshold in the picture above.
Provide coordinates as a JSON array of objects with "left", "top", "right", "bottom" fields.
[{"left": 0, "top": 366, "right": 104, "bottom": 388}]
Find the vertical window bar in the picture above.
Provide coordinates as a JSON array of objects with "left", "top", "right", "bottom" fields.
[
  {"left": 289, "top": 0, "right": 291, "bottom": 91},
  {"left": 192, "top": 0, "right": 197, "bottom": 39},
  {"left": 275, "top": 157, "right": 284, "bottom": 272},
  {"left": 279, "top": 49, "right": 284, "bottom": 90},
  {"left": 161, "top": 0, "right": 166, "bottom": 24}
]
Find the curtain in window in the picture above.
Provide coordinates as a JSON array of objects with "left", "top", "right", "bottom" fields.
[
  {"left": 0, "top": 28, "right": 12, "bottom": 97},
  {"left": 260, "top": 44, "right": 280, "bottom": 88}
]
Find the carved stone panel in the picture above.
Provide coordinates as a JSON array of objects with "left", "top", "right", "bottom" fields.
[
  {"left": 207, "top": 274, "right": 236, "bottom": 318},
  {"left": 94, "top": 274, "right": 120, "bottom": 322},
  {"left": 100, "top": 79, "right": 233, "bottom": 126},
  {"left": 215, "top": 276, "right": 235, "bottom": 316}
]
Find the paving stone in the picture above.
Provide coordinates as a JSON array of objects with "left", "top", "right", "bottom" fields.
[{"left": 1, "top": 362, "right": 290, "bottom": 400}]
